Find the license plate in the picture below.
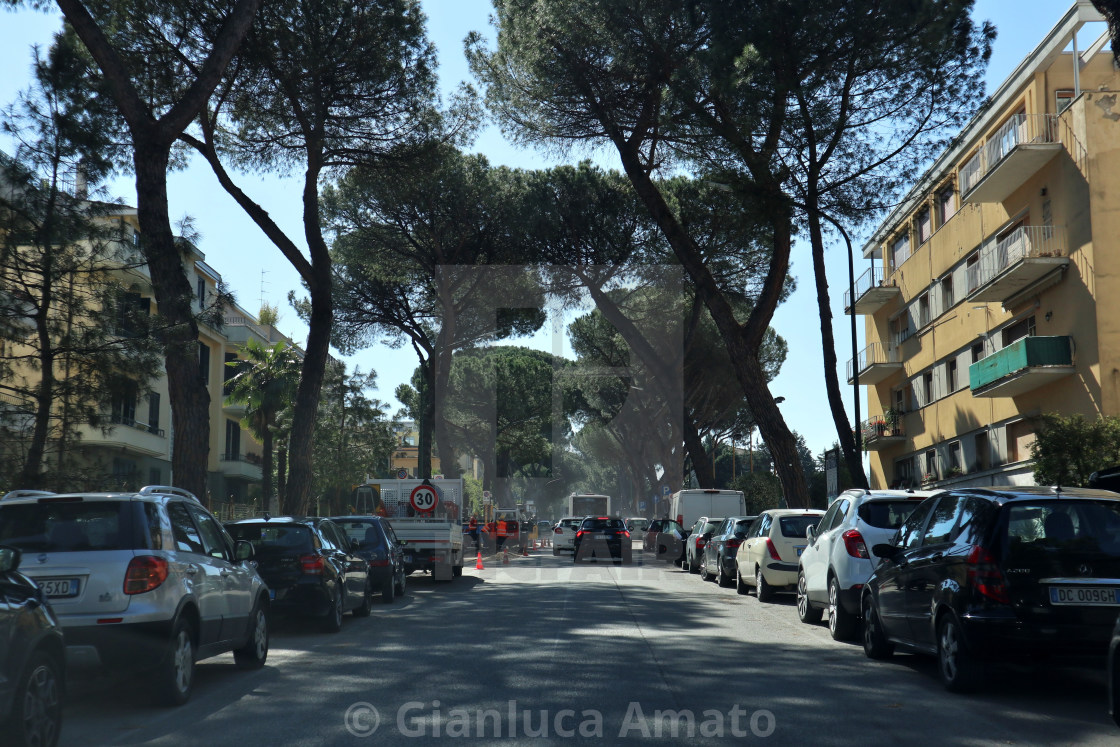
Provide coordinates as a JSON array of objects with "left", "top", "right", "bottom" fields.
[
  {"left": 795, "top": 546, "right": 805, "bottom": 557},
  {"left": 1049, "top": 586, "right": 1120, "bottom": 606},
  {"left": 42, "top": 578, "right": 79, "bottom": 598},
  {"left": 404, "top": 555, "right": 412, "bottom": 563}
]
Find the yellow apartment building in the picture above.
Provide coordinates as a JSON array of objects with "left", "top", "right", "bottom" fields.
[{"left": 847, "top": 2, "right": 1118, "bottom": 489}]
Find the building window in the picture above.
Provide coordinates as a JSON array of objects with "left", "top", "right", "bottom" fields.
[
  {"left": 917, "top": 207, "right": 931, "bottom": 244},
  {"left": 941, "top": 275, "right": 954, "bottom": 310},
  {"left": 948, "top": 442, "right": 962, "bottom": 474},
  {"left": 894, "top": 387, "right": 908, "bottom": 414},
  {"left": 147, "top": 392, "right": 160, "bottom": 434},
  {"left": 196, "top": 278, "right": 206, "bottom": 309},
  {"left": 974, "top": 431, "right": 990, "bottom": 471},
  {"left": 890, "top": 233, "right": 911, "bottom": 271},
  {"left": 111, "top": 384, "right": 138, "bottom": 425},
  {"left": 1055, "top": 89, "right": 1074, "bottom": 113},
  {"left": 225, "top": 419, "right": 241, "bottom": 461},
  {"left": 937, "top": 187, "right": 957, "bottom": 226},
  {"left": 891, "top": 315, "right": 912, "bottom": 346},
  {"left": 1001, "top": 316, "right": 1035, "bottom": 347},
  {"left": 198, "top": 343, "right": 210, "bottom": 386},
  {"left": 116, "top": 292, "right": 150, "bottom": 338},
  {"left": 922, "top": 371, "right": 934, "bottom": 405},
  {"left": 918, "top": 293, "right": 930, "bottom": 328},
  {"left": 947, "top": 359, "right": 958, "bottom": 392},
  {"left": 924, "top": 450, "right": 938, "bottom": 481},
  {"left": 1007, "top": 420, "right": 1035, "bottom": 463},
  {"left": 971, "top": 342, "right": 985, "bottom": 364},
  {"left": 895, "top": 456, "right": 915, "bottom": 488},
  {"left": 966, "top": 252, "right": 980, "bottom": 292}
]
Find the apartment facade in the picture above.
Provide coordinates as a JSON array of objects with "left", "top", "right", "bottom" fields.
[{"left": 847, "top": 2, "right": 1118, "bottom": 490}]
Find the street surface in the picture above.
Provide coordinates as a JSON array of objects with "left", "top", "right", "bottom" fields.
[{"left": 59, "top": 543, "right": 1118, "bottom": 745}]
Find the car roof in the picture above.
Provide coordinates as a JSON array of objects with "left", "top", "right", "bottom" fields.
[
  {"left": 946, "top": 485, "right": 1120, "bottom": 503},
  {"left": 833, "top": 488, "right": 945, "bottom": 505},
  {"left": 1, "top": 485, "right": 203, "bottom": 505},
  {"left": 760, "top": 508, "right": 825, "bottom": 516}
]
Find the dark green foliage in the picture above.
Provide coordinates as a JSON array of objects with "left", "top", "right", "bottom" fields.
[{"left": 1030, "top": 414, "right": 1120, "bottom": 488}]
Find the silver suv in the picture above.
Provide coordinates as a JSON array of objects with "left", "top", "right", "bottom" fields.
[{"left": 0, "top": 486, "right": 270, "bottom": 705}]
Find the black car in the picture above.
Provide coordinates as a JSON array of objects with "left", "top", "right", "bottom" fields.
[
  {"left": 573, "top": 517, "right": 632, "bottom": 564},
  {"left": 332, "top": 516, "right": 407, "bottom": 603},
  {"left": 227, "top": 517, "right": 373, "bottom": 632},
  {"left": 862, "top": 486, "right": 1120, "bottom": 692},
  {"left": 1110, "top": 613, "right": 1120, "bottom": 728},
  {"left": 701, "top": 516, "right": 757, "bottom": 586},
  {"left": 0, "top": 545, "right": 65, "bottom": 747}
]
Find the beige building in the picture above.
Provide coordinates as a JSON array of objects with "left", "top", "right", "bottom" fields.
[{"left": 848, "top": 2, "right": 1118, "bottom": 489}]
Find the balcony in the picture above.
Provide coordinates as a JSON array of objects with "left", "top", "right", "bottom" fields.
[
  {"left": 858, "top": 416, "right": 905, "bottom": 451},
  {"left": 847, "top": 342, "right": 903, "bottom": 385},
  {"left": 965, "top": 225, "right": 1068, "bottom": 304},
  {"left": 219, "top": 452, "right": 264, "bottom": 481},
  {"left": 969, "top": 336, "right": 1074, "bottom": 398},
  {"left": 78, "top": 418, "right": 167, "bottom": 457},
  {"left": 960, "top": 114, "right": 1063, "bottom": 204},
  {"left": 844, "top": 265, "right": 900, "bottom": 316}
]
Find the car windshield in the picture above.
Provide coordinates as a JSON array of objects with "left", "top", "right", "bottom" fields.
[
  {"left": 336, "top": 521, "right": 385, "bottom": 549},
  {"left": 858, "top": 500, "right": 923, "bottom": 529},
  {"left": 580, "top": 518, "right": 626, "bottom": 531},
  {"left": 227, "top": 523, "right": 314, "bottom": 553},
  {"left": 0, "top": 501, "right": 131, "bottom": 552},
  {"left": 559, "top": 519, "right": 581, "bottom": 529},
  {"left": 700, "top": 519, "right": 723, "bottom": 533},
  {"left": 778, "top": 515, "right": 819, "bottom": 538},
  {"left": 1004, "top": 500, "right": 1120, "bottom": 557}
]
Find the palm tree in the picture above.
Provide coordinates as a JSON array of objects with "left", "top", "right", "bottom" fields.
[{"left": 225, "top": 339, "right": 301, "bottom": 513}]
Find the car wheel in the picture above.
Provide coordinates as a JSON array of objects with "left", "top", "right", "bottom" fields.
[
  {"left": 828, "top": 576, "right": 857, "bottom": 641},
  {"left": 452, "top": 563, "right": 463, "bottom": 578},
  {"left": 938, "top": 614, "right": 982, "bottom": 693},
  {"left": 736, "top": 565, "right": 749, "bottom": 595},
  {"left": 234, "top": 602, "right": 270, "bottom": 669},
  {"left": 699, "top": 556, "right": 712, "bottom": 581},
  {"left": 395, "top": 567, "right": 407, "bottom": 597},
  {"left": 350, "top": 580, "right": 372, "bottom": 617},
  {"left": 378, "top": 573, "right": 395, "bottom": 603},
  {"left": 322, "top": 587, "right": 344, "bottom": 633},
  {"left": 755, "top": 566, "right": 774, "bottom": 602},
  {"left": 862, "top": 595, "right": 894, "bottom": 660},
  {"left": 155, "top": 617, "right": 195, "bottom": 706},
  {"left": 717, "top": 556, "right": 734, "bottom": 588},
  {"left": 688, "top": 550, "right": 700, "bottom": 574},
  {"left": 5, "top": 650, "right": 62, "bottom": 747},
  {"left": 797, "top": 571, "right": 823, "bottom": 624}
]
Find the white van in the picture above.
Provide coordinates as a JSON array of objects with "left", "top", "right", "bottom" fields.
[{"left": 668, "top": 489, "right": 747, "bottom": 529}]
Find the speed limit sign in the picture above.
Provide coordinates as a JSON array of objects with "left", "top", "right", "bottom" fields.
[{"left": 409, "top": 484, "right": 439, "bottom": 512}]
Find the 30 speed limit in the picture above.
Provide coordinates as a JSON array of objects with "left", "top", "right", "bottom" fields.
[{"left": 409, "top": 484, "right": 439, "bottom": 512}]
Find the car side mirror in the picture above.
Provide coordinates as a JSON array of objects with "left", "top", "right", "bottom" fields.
[
  {"left": 806, "top": 525, "right": 816, "bottom": 543},
  {"left": 234, "top": 540, "right": 255, "bottom": 562},
  {"left": 871, "top": 543, "right": 898, "bottom": 561},
  {"left": 0, "top": 545, "right": 20, "bottom": 573}
]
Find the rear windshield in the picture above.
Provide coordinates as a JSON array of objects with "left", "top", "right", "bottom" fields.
[
  {"left": 1004, "top": 501, "right": 1120, "bottom": 557},
  {"left": 778, "top": 515, "right": 819, "bottom": 538},
  {"left": 0, "top": 501, "right": 133, "bottom": 552},
  {"left": 228, "top": 523, "right": 314, "bottom": 553},
  {"left": 580, "top": 518, "right": 626, "bottom": 530},
  {"left": 700, "top": 519, "right": 724, "bottom": 533},
  {"left": 558, "top": 519, "right": 582, "bottom": 529},
  {"left": 858, "top": 500, "right": 923, "bottom": 529},
  {"left": 732, "top": 519, "right": 754, "bottom": 536},
  {"left": 336, "top": 521, "right": 385, "bottom": 549}
]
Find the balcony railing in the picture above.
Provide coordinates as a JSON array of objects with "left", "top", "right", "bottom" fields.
[
  {"left": 960, "top": 114, "right": 1063, "bottom": 203},
  {"left": 968, "top": 335, "right": 1074, "bottom": 397},
  {"left": 846, "top": 342, "right": 903, "bottom": 385},
  {"left": 858, "top": 416, "right": 906, "bottom": 451},
  {"left": 109, "top": 416, "right": 165, "bottom": 438},
  {"left": 844, "top": 265, "right": 900, "bottom": 315},
  {"left": 966, "top": 225, "right": 1067, "bottom": 301}
]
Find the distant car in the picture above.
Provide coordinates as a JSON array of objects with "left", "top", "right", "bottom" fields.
[
  {"left": 227, "top": 516, "right": 373, "bottom": 632},
  {"left": 332, "top": 516, "right": 407, "bottom": 603},
  {"left": 798, "top": 489, "right": 940, "bottom": 640},
  {"left": 0, "top": 486, "right": 269, "bottom": 706},
  {"left": 643, "top": 519, "right": 667, "bottom": 552},
  {"left": 701, "top": 516, "right": 757, "bottom": 587},
  {"left": 685, "top": 517, "right": 725, "bottom": 573},
  {"left": 552, "top": 517, "right": 583, "bottom": 556},
  {"left": 626, "top": 518, "right": 649, "bottom": 534},
  {"left": 735, "top": 509, "right": 825, "bottom": 601},
  {"left": 573, "top": 516, "right": 632, "bottom": 564},
  {"left": 0, "top": 544, "right": 65, "bottom": 747},
  {"left": 862, "top": 486, "right": 1120, "bottom": 692}
]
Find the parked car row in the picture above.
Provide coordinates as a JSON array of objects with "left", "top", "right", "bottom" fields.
[
  {"left": 0, "top": 486, "right": 416, "bottom": 745},
  {"left": 667, "top": 484, "right": 1120, "bottom": 718}
]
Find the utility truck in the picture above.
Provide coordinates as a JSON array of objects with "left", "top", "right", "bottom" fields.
[
  {"left": 567, "top": 493, "right": 612, "bottom": 518},
  {"left": 352, "top": 478, "right": 464, "bottom": 580}
]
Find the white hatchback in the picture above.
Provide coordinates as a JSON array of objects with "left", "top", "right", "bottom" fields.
[
  {"left": 552, "top": 517, "right": 583, "bottom": 555},
  {"left": 797, "top": 488, "right": 942, "bottom": 640},
  {"left": 735, "top": 509, "right": 824, "bottom": 601}
]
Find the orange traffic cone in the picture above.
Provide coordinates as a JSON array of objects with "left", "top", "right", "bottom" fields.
[
  {"left": 502, "top": 546, "right": 510, "bottom": 565},
  {"left": 475, "top": 552, "right": 485, "bottom": 570}
]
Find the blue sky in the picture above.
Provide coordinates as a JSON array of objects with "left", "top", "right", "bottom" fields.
[{"left": 0, "top": 0, "right": 1106, "bottom": 462}]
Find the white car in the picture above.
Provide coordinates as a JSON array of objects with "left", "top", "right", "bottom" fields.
[
  {"left": 797, "top": 488, "right": 943, "bottom": 640},
  {"left": 552, "top": 517, "right": 583, "bottom": 555},
  {"left": 735, "top": 509, "right": 825, "bottom": 601}
]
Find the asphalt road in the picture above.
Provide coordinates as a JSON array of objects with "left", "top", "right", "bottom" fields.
[{"left": 58, "top": 543, "right": 1120, "bottom": 745}]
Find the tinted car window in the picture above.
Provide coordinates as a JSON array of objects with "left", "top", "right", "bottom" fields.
[
  {"left": 828, "top": 500, "right": 850, "bottom": 531},
  {"left": 581, "top": 518, "right": 626, "bottom": 530},
  {"left": 954, "top": 497, "right": 995, "bottom": 546},
  {"left": 778, "top": 515, "right": 819, "bottom": 538},
  {"left": 228, "top": 523, "right": 314, "bottom": 553},
  {"left": 700, "top": 519, "right": 723, "bottom": 534},
  {"left": 732, "top": 518, "right": 753, "bottom": 536},
  {"left": 816, "top": 502, "right": 842, "bottom": 534},
  {"left": 189, "top": 505, "right": 232, "bottom": 560},
  {"left": 0, "top": 501, "right": 130, "bottom": 552},
  {"left": 339, "top": 520, "right": 385, "bottom": 549},
  {"left": 922, "top": 495, "right": 963, "bottom": 546},
  {"left": 857, "top": 500, "right": 921, "bottom": 529},
  {"left": 896, "top": 499, "right": 935, "bottom": 549},
  {"left": 168, "top": 502, "right": 205, "bottom": 554},
  {"left": 1004, "top": 501, "right": 1120, "bottom": 554}
]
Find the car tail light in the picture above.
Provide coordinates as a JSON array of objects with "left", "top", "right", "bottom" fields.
[
  {"left": 300, "top": 554, "right": 325, "bottom": 575},
  {"left": 676, "top": 514, "right": 683, "bottom": 526},
  {"left": 726, "top": 539, "right": 742, "bottom": 551},
  {"left": 842, "top": 529, "right": 869, "bottom": 559},
  {"left": 554, "top": 527, "right": 563, "bottom": 534},
  {"left": 619, "top": 530, "right": 631, "bottom": 538},
  {"left": 765, "top": 538, "right": 781, "bottom": 561},
  {"left": 576, "top": 530, "right": 586, "bottom": 539},
  {"left": 696, "top": 537, "right": 708, "bottom": 550},
  {"left": 966, "top": 545, "right": 1009, "bottom": 604},
  {"left": 123, "top": 555, "right": 168, "bottom": 595}
]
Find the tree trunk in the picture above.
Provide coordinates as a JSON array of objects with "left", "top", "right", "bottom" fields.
[
  {"left": 134, "top": 144, "right": 210, "bottom": 501},
  {"left": 418, "top": 358, "right": 434, "bottom": 479},
  {"left": 683, "top": 417, "right": 714, "bottom": 488},
  {"left": 806, "top": 207, "right": 869, "bottom": 489},
  {"left": 432, "top": 315, "right": 460, "bottom": 479},
  {"left": 261, "top": 418, "right": 275, "bottom": 513}
]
